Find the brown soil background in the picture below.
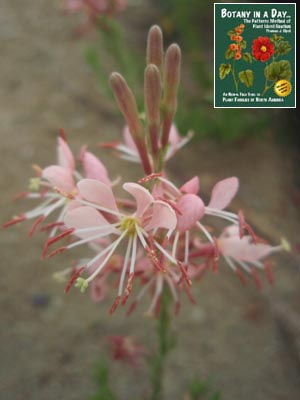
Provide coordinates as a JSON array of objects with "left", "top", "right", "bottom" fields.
[{"left": 1, "top": 1, "right": 299, "bottom": 399}]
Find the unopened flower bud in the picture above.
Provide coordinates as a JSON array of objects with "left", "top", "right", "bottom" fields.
[
  {"left": 161, "top": 44, "right": 181, "bottom": 148},
  {"left": 110, "top": 72, "right": 143, "bottom": 137},
  {"left": 146, "top": 25, "right": 163, "bottom": 70},
  {"left": 110, "top": 72, "right": 152, "bottom": 175},
  {"left": 164, "top": 44, "right": 181, "bottom": 106},
  {"left": 144, "top": 64, "right": 161, "bottom": 156}
]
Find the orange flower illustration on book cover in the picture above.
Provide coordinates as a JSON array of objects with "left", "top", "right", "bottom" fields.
[{"left": 218, "top": 25, "right": 292, "bottom": 96}]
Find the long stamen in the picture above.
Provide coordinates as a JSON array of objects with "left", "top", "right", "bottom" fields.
[
  {"left": 42, "top": 228, "right": 75, "bottom": 258},
  {"left": 147, "top": 275, "right": 163, "bottom": 316},
  {"left": 197, "top": 222, "right": 213, "bottom": 242},
  {"left": 28, "top": 215, "right": 46, "bottom": 237},
  {"left": 66, "top": 229, "right": 116, "bottom": 250},
  {"left": 74, "top": 223, "right": 119, "bottom": 235},
  {"left": 184, "top": 231, "right": 190, "bottom": 265},
  {"left": 64, "top": 266, "right": 86, "bottom": 293},
  {"left": 205, "top": 210, "right": 238, "bottom": 225},
  {"left": 118, "top": 236, "right": 132, "bottom": 296},
  {"left": 122, "top": 235, "right": 138, "bottom": 305},
  {"left": 138, "top": 173, "right": 162, "bottom": 184},
  {"left": 2, "top": 214, "right": 26, "bottom": 228},
  {"left": 86, "top": 230, "right": 128, "bottom": 282},
  {"left": 172, "top": 231, "right": 180, "bottom": 259}
]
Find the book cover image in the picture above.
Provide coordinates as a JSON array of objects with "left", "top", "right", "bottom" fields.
[{"left": 214, "top": 3, "right": 296, "bottom": 108}]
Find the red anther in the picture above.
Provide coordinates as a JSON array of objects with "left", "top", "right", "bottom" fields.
[
  {"left": 238, "top": 210, "right": 246, "bottom": 239},
  {"left": 235, "top": 268, "right": 247, "bottom": 286},
  {"left": 99, "top": 140, "right": 121, "bottom": 148},
  {"left": 146, "top": 245, "right": 164, "bottom": 271},
  {"left": 264, "top": 262, "right": 274, "bottom": 285},
  {"left": 110, "top": 295, "right": 121, "bottom": 315},
  {"left": 177, "top": 260, "right": 192, "bottom": 286},
  {"left": 28, "top": 215, "right": 45, "bottom": 237},
  {"left": 54, "top": 187, "right": 75, "bottom": 200},
  {"left": 238, "top": 210, "right": 267, "bottom": 244},
  {"left": 138, "top": 173, "right": 162, "bottom": 184},
  {"left": 126, "top": 301, "right": 137, "bottom": 316},
  {"left": 157, "top": 197, "right": 183, "bottom": 216},
  {"left": 42, "top": 228, "right": 75, "bottom": 258},
  {"left": 47, "top": 247, "right": 67, "bottom": 258},
  {"left": 13, "top": 191, "right": 29, "bottom": 201},
  {"left": 251, "top": 269, "right": 262, "bottom": 290},
  {"left": 122, "top": 273, "right": 135, "bottom": 305},
  {"left": 58, "top": 128, "right": 67, "bottom": 142},
  {"left": 2, "top": 214, "right": 26, "bottom": 228},
  {"left": 64, "top": 266, "right": 86, "bottom": 293},
  {"left": 39, "top": 221, "right": 64, "bottom": 232},
  {"left": 175, "top": 301, "right": 180, "bottom": 315},
  {"left": 212, "top": 237, "right": 219, "bottom": 273}
]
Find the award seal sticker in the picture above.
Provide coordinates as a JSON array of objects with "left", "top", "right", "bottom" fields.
[{"left": 274, "top": 79, "right": 292, "bottom": 97}]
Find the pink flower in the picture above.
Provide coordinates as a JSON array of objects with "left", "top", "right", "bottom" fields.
[
  {"left": 64, "top": 0, "right": 127, "bottom": 15},
  {"left": 100, "top": 124, "right": 193, "bottom": 164},
  {"left": 64, "top": 0, "right": 127, "bottom": 34},
  {"left": 108, "top": 335, "right": 147, "bottom": 367},
  {"left": 192, "top": 225, "right": 289, "bottom": 287},
  {"left": 3, "top": 133, "right": 110, "bottom": 238},
  {"left": 46, "top": 179, "right": 178, "bottom": 312}
]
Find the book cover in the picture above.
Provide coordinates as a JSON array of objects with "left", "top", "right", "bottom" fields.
[{"left": 214, "top": 3, "right": 296, "bottom": 108}]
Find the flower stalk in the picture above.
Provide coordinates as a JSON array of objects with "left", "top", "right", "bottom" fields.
[{"left": 150, "top": 288, "right": 175, "bottom": 400}]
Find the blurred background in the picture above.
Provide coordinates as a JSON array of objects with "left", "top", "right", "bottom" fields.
[{"left": 0, "top": 1, "right": 299, "bottom": 399}]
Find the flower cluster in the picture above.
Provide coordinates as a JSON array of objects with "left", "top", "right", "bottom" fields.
[
  {"left": 64, "top": 0, "right": 127, "bottom": 33},
  {"left": 3, "top": 26, "right": 288, "bottom": 316},
  {"left": 252, "top": 36, "right": 275, "bottom": 62},
  {"left": 229, "top": 23, "right": 245, "bottom": 60}
]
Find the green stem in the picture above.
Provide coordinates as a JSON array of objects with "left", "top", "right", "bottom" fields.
[
  {"left": 231, "top": 59, "right": 239, "bottom": 92},
  {"left": 150, "top": 288, "right": 174, "bottom": 400}
]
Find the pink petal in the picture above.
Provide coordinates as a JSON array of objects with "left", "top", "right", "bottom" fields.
[
  {"left": 123, "top": 126, "right": 138, "bottom": 153},
  {"left": 208, "top": 177, "right": 239, "bottom": 210},
  {"left": 80, "top": 146, "right": 111, "bottom": 185},
  {"left": 43, "top": 166, "right": 75, "bottom": 193},
  {"left": 123, "top": 183, "right": 153, "bottom": 218},
  {"left": 180, "top": 176, "right": 200, "bottom": 194},
  {"left": 176, "top": 194, "right": 205, "bottom": 232},
  {"left": 64, "top": 205, "right": 111, "bottom": 239},
  {"left": 77, "top": 179, "right": 119, "bottom": 212},
  {"left": 65, "top": 200, "right": 83, "bottom": 213},
  {"left": 145, "top": 201, "right": 177, "bottom": 231},
  {"left": 57, "top": 137, "right": 75, "bottom": 171},
  {"left": 168, "top": 124, "right": 180, "bottom": 148},
  {"left": 221, "top": 237, "right": 274, "bottom": 262}
]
